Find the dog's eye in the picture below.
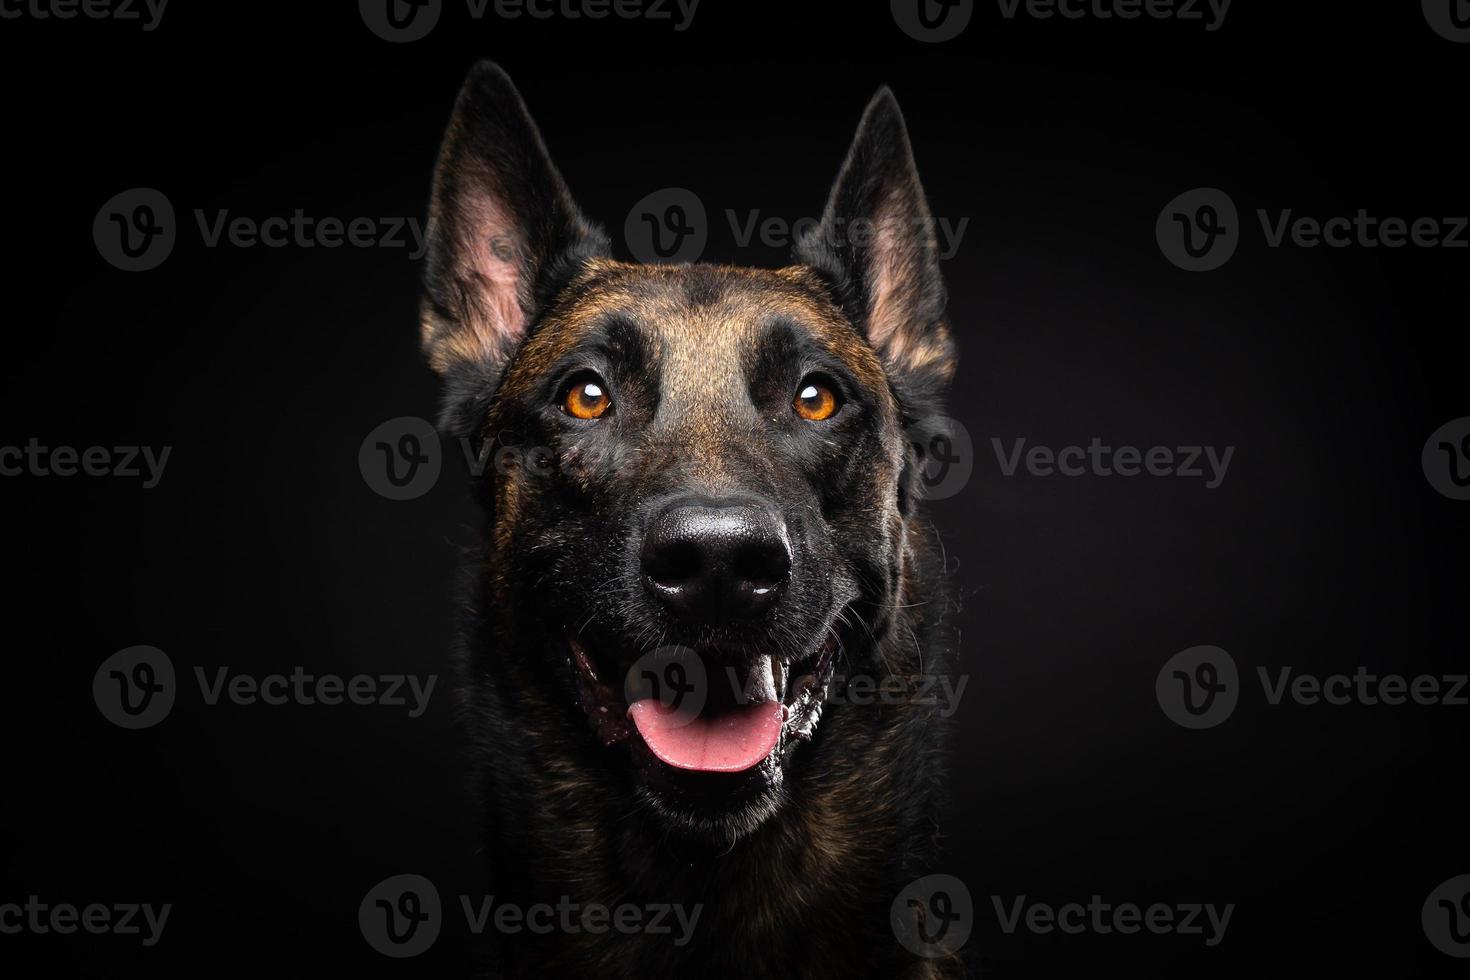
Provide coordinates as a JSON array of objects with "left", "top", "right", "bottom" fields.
[
  {"left": 563, "top": 377, "right": 611, "bottom": 420},
  {"left": 794, "top": 377, "right": 840, "bottom": 422}
]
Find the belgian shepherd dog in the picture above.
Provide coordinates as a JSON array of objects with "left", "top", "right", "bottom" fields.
[{"left": 419, "top": 61, "right": 962, "bottom": 978}]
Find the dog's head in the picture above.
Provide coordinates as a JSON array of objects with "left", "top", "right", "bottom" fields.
[{"left": 422, "top": 62, "right": 955, "bottom": 842}]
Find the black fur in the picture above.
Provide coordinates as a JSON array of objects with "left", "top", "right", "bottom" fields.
[{"left": 420, "top": 61, "right": 964, "bottom": 979}]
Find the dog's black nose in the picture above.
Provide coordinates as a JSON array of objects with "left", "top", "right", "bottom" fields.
[{"left": 642, "top": 498, "right": 791, "bottom": 622}]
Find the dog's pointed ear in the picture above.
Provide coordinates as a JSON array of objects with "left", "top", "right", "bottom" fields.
[
  {"left": 420, "top": 61, "right": 609, "bottom": 381},
  {"left": 794, "top": 88, "right": 956, "bottom": 399}
]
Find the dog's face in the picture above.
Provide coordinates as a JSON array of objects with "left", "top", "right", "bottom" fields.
[{"left": 421, "top": 63, "right": 954, "bottom": 842}]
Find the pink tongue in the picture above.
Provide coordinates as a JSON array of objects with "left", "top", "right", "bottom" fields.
[{"left": 628, "top": 699, "right": 784, "bottom": 773}]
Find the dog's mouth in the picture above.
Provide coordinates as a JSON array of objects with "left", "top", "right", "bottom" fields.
[{"left": 567, "top": 629, "right": 839, "bottom": 776}]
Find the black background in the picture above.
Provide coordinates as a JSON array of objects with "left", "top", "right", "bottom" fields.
[{"left": 2, "top": 1, "right": 1467, "bottom": 975}]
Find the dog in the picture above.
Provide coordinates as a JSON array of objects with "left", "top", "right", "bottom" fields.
[{"left": 419, "top": 61, "right": 962, "bottom": 978}]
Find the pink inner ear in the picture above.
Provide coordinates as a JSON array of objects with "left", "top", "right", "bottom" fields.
[
  {"left": 866, "top": 190, "right": 921, "bottom": 358},
  {"left": 459, "top": 189, "right": 527, "bottom": 352}
]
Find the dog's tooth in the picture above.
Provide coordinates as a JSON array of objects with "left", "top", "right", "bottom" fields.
[
  {"left": 744, "top": 659, "right": 778, "bottom": 704},
  {"left": 772, "top": 659, "right": 788, "bottom": 702}
]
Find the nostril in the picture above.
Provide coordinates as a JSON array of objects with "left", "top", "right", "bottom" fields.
[
  {"left": 732, "top": 541, "right": 791, "bottom": 594},
  {"left": 645, "top": 537, "right": 702, "bottom": 588}
]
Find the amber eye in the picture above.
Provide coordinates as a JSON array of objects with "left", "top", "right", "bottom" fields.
[
  {"left": 794, "top": 378, "right": 840, "bottom": 421},
  {"left": 563, "top": 377, "right": 611, "bottom": 420}
]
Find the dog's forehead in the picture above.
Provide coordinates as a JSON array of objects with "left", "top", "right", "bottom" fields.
[{"left": 508, "top": 260, "right": 891, "bottom": 401}]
